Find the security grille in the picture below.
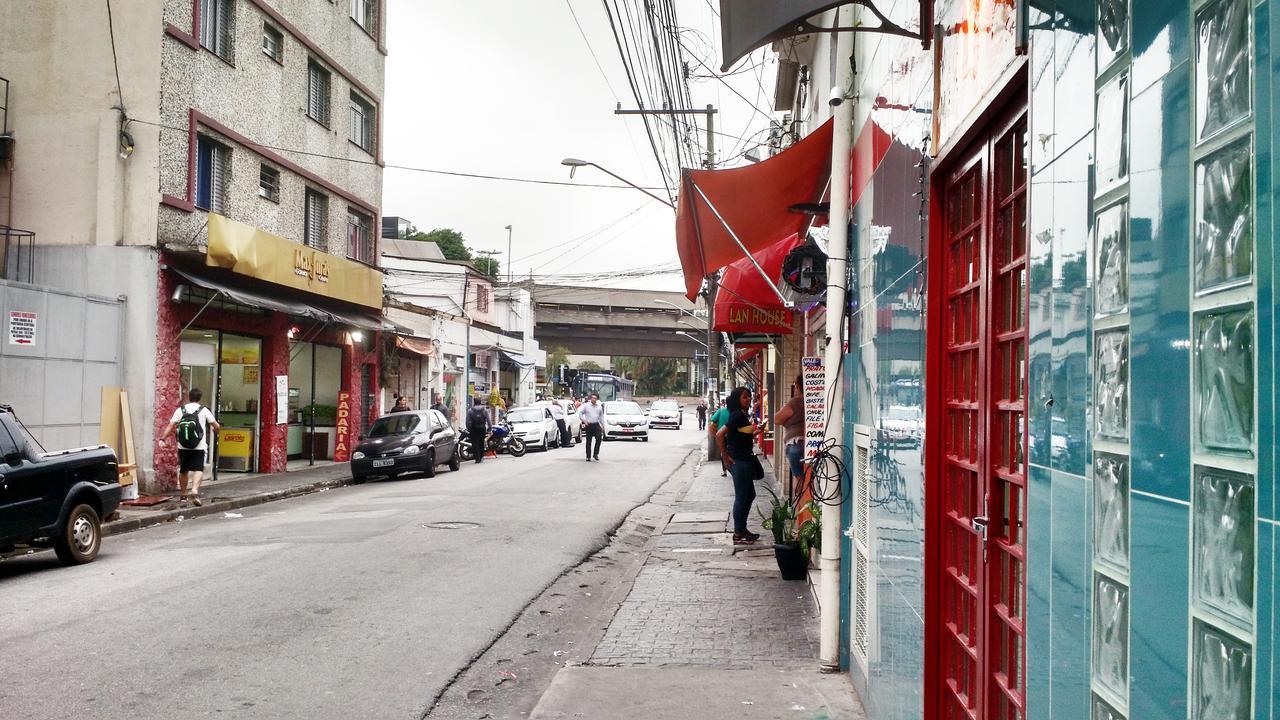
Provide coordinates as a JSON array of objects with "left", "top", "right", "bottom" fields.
[{"left": 851, "top": 424, "right": 872, "bottom": 668}]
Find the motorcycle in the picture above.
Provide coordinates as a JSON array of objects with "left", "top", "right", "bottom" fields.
[{"left": 458, "top": 422, "right": 526, "bottom": 460}]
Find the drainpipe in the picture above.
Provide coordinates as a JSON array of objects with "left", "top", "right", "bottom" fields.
[{"left": 819, "top": 4, "right": 855, "bottom": 672}]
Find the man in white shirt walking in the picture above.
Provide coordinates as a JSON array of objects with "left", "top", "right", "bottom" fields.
[
  {"left": 162, "top": 388, "right": 220, "bottom": 506},
  {"left": 579, "top": 393, "right": 604, "bottom": 462}
]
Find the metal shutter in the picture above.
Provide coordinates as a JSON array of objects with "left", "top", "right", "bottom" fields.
[{"left": 209, "top": 143, "right": 229, "bottom": 214}]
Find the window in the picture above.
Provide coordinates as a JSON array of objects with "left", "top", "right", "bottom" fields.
[
  {"left": 351, "top": 0, "right": 377, "bottom": 35},
  {"left": 258, "top": 164, "right": 280, "bottom": 203},
  {"left": 307, "top": 61, "right": 331, "bottom": 126},
  {"left": 346, "top": 207, "right": 373, "bottom": 263},
  {"left": 199, "top": 0, "right": 234, "bottom": 61},
  {"left": 349, "top": 91, "right": 375, "bottom": 154},
  {"left": 304, "top": 189, "right": 328, "bottom": 249},
  {"left": 262, "top": 23, "right": 283, "bottom": 63},
  {"left": 195, "top": 135, "right": 229, "bottom": 213}
]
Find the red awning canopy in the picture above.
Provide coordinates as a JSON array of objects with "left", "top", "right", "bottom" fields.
[
  {"left": 675, "top": 119, "right": 834, "bottom": 299},
  {"left": 713, "top": 233, "right": 803, "bottom": 334}
]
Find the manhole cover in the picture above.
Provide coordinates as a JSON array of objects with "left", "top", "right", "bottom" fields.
[{"left": 422, "top": 521, "right": 482, "bottom": 530}]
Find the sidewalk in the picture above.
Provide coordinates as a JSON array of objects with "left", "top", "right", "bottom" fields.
[
  {"left": 530, "top": 453, "right": 866, "bottom": 719},
  {"left": 105, "top": 463, "right": 353, "bottom": 536}
]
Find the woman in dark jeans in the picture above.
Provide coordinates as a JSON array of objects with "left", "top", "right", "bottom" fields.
[{"left": 716, "top": 386, "right": 762, "bottom": 545}]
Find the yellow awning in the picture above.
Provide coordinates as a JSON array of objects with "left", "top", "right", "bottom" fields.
[{"left": 205, "top": 213, "right": 383, "bottom": 309}]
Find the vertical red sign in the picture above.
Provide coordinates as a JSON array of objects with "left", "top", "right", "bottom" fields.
[{"left": 334, "top": 391, "right": 352, "bottom": 461}]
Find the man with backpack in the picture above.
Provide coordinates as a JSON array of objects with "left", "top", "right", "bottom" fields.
[
  {"left": 162, "top": 388, "right": 220, "bottom": 506},
  {"left": 465, "top": 396, "right": 491, "bottom": 464}
]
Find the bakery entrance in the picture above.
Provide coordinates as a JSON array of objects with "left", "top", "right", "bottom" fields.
[
  {"left": 177, "top": 329, "right": 262, "bottom": 474},
  {"left": 287, "top": 340, "right": 343, "bottom": 467}
]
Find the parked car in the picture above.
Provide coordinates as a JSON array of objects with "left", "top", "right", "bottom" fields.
[
  {"left": 603, "top": 400, "right": 649, "bottom": 441},
  {"left": 505, "top": 406, "right": 561, "bottom": 451},
  {"left": 647, "top": 399, "right": 682, "bottom": 429},
  {"left": 878, "top": 405, "right": 922, "bottom": 448},
  {"left": 350, "top": 409, "right": 459, "bottom": 482},
  {"left": 0, "top": 404, "right": 122, "bottom": 565},
  {"left": 533, "top": 400, "right": 582, "bottom": 443}
]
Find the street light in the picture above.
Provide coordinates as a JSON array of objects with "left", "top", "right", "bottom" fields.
[
  {"left": 675, "top": 330, "right": 709, "bottom": 349},
  {"left": 652, "top": 298, "right": 707, "bottom": 326},
  {"left": 560, "top": 158, "right": 675, "bottom": 209}
]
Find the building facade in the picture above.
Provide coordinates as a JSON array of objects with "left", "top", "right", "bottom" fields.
[
  {"left": 748, "top": 1, "right": 1280, "bottom": 719},
  {"left": 0, "top": 0, "right": 387, "bottom": 490}
]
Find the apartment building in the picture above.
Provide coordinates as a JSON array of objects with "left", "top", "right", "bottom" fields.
[{"left": 0, "top": 0, "right": 387, "bottom": 491}]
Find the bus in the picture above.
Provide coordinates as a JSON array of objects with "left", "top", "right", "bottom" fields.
[{"left": 570, "top": 372, "right": 635, "bottom": 401}]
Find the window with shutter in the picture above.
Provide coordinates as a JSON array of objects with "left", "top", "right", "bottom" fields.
[
  {"left": 200, "top": 0, "right": 234, "bottom": 61},
  {"left": 307, "top": 61, "right": 331, "bottom": 126},
  {"left": 262, "top": 23, "right": 283, "bottom": 63},
  {"left": 304, "top": 189, "right": 328, "bottom": 249},
  {"left": 195, "top": 136, "right": 229, "bottom": 213},
  {"left": 346, "top": 208, "right": 373, "bottom": 263},
  {"left": 351, "top": 0, "right": 377, "bottom": 35}
]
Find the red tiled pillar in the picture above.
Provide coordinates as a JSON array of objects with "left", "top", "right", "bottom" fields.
[
  {"left": 153, "top": 269, "right": 183, "bottom": 492},
  {"left": 256, "top": 313, "right": 291, "bottom": 474}
]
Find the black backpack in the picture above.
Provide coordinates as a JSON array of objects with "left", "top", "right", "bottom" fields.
[
  {"left": 466, "top": 406, "right": 488, "bottom": 427},
  {"left": 176, "top": 405, "right": 204, "bottom": 449}
]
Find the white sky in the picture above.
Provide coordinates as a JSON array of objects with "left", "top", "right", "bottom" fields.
[{"left": 381, "top": 0, "right": 778, "bottom": 291}]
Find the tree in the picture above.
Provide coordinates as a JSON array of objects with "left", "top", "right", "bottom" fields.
[
  {"left": 406, "top": 228, "right": 471, "bottom": 262},
  {"left": 473, "top": 255, "right": 500, "bottom": 279},
  {"left": 577, "top": 360, "right": 603, "bottom": 372}
]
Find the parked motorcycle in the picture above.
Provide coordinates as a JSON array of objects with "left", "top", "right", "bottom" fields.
[{"left": 458, "top": 422, "right": 526, "bottom": 460}]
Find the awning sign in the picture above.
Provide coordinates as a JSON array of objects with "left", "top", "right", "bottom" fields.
[
  {"left": 801, "top": 357, "right": 825, "bottom": 460},
  {"left": 8, "top": 311, "right": 36, "bottom": 346}
]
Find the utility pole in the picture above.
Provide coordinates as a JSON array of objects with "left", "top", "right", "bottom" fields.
[{"left": 503, "top": 225, "right": 513, "bottom": 291}]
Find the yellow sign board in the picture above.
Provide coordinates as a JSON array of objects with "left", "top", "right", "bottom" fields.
[{"left": 205, "top": 213, "right": 383, "bottom": 308}]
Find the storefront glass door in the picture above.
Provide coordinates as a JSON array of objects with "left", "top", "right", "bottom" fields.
[
  {"left": 178, "top": 329, "right": 262, "bottom": 474},
  {"left": 287, "top": 341, "right": 342, "bottom": 465}
]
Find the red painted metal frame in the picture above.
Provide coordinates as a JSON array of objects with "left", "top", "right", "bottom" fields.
[{"left": 925, "top": 92, "right": 1029, "bottom": 719}]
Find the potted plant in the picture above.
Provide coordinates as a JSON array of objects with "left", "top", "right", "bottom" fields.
[{"left": 759, "top": 486, "right": 822, "bottom": 581}]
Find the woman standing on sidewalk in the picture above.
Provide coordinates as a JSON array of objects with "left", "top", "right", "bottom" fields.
[{"left": 716, "top": 386, "right": 762, "bottom": 545}]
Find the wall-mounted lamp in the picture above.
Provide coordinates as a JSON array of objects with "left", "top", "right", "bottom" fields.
[
  {"left": 287, "top": 326, "right": 299, "bottom": 339},
  {"left": 171, "top": 284, "right": 185, "bottom": 302},
  {"left": 350, "top": 330, "right": 365, "bottom": 343}
]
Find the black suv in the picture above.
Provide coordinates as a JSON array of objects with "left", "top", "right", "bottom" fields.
[{"left": 0, "top": 405, "right": 122, "bottom": 565}]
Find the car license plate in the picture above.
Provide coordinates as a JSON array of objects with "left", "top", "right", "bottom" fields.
[
  {"left": 623, "top": 429, "right": 634, "bottom": 433},
  {"left": 372, "top": 459, "right": 394, "bottom": 468}
]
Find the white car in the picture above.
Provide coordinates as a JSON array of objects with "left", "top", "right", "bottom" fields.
[
  {"left": 647, "top": 399, "right": 682, "bottom": 429},
  {"left": 533, "top": 400, "right": 582, "bottom": 442},
  {"left": 602, "top": 400, "right": 649, "bottom": 442},
  {"left": 505, "top": 406, "right": 561, "bottom": 451}
]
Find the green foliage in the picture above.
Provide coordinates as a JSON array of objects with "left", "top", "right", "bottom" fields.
[
  {"left": 300, "top": 404, "right": 337, "bottom": 424},
  {"left": 406, "top": 228, "right": 471, "bottom": 262},
  {"left": 758, "top": 484, "right": 822, "bottom": 556},
  {"left": 577, "top": 360, "right": 604, "bottom": 372},
  {"left": 473, "top": 255, "right": 501, "bottom": 279},
  {"left": 611, "top": 356, "right": 682, "bottom": 396}
]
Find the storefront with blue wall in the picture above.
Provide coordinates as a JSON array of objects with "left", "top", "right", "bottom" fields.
[{"left": 833, "top": 1, "right": 1277, "bottom": 718}]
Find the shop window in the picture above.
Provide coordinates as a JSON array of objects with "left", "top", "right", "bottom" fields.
[
  {"left": 346, "top": 208, "right": 373, "bottom": 263},
  {"left": 1093, "top": 330, "right": 1129, "bottom": 441},
  {"left": 1192, "top": 466, "right": 1255, "bottom": 626},
  {"left": 304, "top": 188, "right": 328, "bottom": 249},
  {"left": 349, "top": 91, "right": 375, "bottom": 154},
  {"left": 1094, "top": 202, "right": 1129, "bottom": 317},
  {"left": 307, "top": 60, "right": 331, "bottom": 126},
  {"left": 1092, "top": 452, "right": 1129, "bottom": 572},
  {"left": 195, "top": 135, "right": 229, "bottom": 213},
  {"left": 258, "top": 164, "right": 280, "bottom": 203},
  {"left": 262, "top": 22, "right": 283, "bottom": 63},
  {"left": 1096, "top": 0, "right": 1128, "bottom": 73},
  {"left": 1195, "top": 0, "right": 1252, "bottom": 142},
  {"left": 1191, "top": 620, "right": 1252, "bottom": 720},
  {"left": 199, "top": 0, "right": 234, "bottom": 62},
  {"left": 1194, "top": 307, "right": 1253, "bottom": 453},
  {"left": 1091, "top": 573, "right": 1129, "bottom": 700},
  {"left": 1095, "top": 72, "right": 1129, "bottom": 189},
  {"left": 1194, "top": 138, "right": 1253, "bottom": 291}
]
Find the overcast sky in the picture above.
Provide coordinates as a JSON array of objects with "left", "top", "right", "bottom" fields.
[{"left": 381, "top": 0, "right": 778, "bottom": 291}]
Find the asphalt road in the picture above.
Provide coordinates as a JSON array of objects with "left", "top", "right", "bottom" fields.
[{"left": 0, "top": 419, "right": 703, "bottom": 720}]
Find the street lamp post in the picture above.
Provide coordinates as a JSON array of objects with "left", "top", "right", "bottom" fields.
[
  {"left": 674, "top": 329, "right": 709, "bottom": 349},
  {"left": 560, "top": 159, "right": 674, "bottom": 209},
  {"left": 503, "top": 224, "right": 513, "bottom": 291}
]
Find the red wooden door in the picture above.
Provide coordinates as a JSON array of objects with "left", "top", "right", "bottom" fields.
[{"left": 932, "top": 108, "right": 1029, "bottom": 720}]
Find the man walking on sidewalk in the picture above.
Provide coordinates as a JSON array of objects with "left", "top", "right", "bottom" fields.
[
  {"left": 162, "top": 388, "right": 220, "bottom": 506},
  {"left": 696, "top": 400, "right": 707, "bottom": 430},
  {"left": 465, "top": 397, "right": 491, "bottom": 463},
  {"left": 579, "top": 392, "right": 604, "bottom": 461}
]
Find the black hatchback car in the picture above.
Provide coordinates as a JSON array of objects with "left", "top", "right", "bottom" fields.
[{"left": 350, "top": 409, "right": 459, "bottom": 483}]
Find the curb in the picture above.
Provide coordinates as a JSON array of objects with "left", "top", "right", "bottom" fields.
[{"left": 103, "top": 476, "right": 354, "bottom": 537}]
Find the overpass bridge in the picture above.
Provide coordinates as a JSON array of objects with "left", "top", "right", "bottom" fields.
[{"left": 528, "top": 284, "right": 709, "bottom": 359}]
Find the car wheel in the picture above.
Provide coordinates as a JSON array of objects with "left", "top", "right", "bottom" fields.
[
  {"left": 54, "top": 503, "right": 101, "bottom": 565},
  {"left": 423, "top": 450, "right": 436, "bottom": 478},
  {"left": 352, "top": 474, "right": 368, "bottom": 485},
  {"left": 448, "top": 448, "right": 461, "bottom": 471},
  {"left": 641, "top": 436, "right": 649, "bottom": 443},
  {"left": 576, "top": 427, "right": 583, "bottom": 442}
]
